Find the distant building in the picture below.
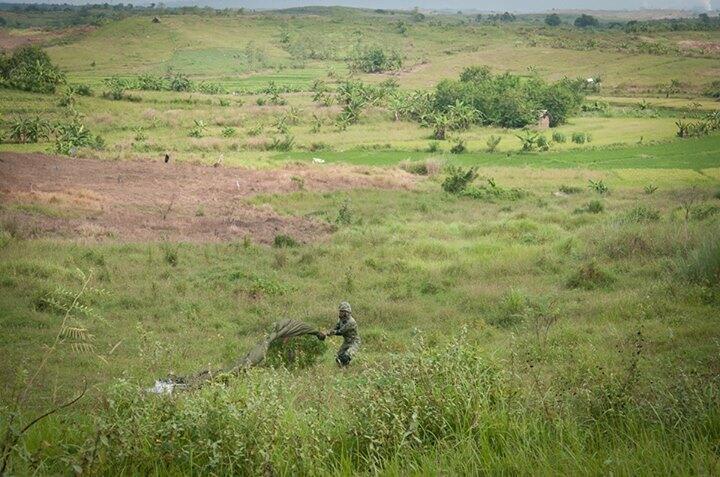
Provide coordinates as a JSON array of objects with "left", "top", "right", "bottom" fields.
[{"left": 537, "top": 110, "right": 551, "bottom": 129}]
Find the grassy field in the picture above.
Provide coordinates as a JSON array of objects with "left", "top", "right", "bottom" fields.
[{"left": 1, "top": 6, "right": 720, "bottom": 476}]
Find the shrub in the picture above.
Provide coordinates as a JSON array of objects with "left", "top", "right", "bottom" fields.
[
  {"left": 221, "top": 127, "right": 237, "bottom": 138},
  {"left": 433, "top": 69, "right": 585, "bottom": 130},
  {"left": 486, "top": 135, "right": 502, "bottom": 152},
  {"left": 487, "top": 289, "right": 530, "bottom": 328},
  {"left": 133, "top": 127, "right": 147, "bottom": 142},
  {"left": 517, "top": 130, "right": 540, "bottom": 151},
  {"left": 53, "top": 116, "right": 103, "bottom": 154},
  {"left": 566, "top": 261, "right": 615, "bottom": 290},
  {"left": 102, "top": 76, "right": 129, "bottom": 100},
  {"left": 197, "top": 82, "right": 226, "bottom": 95},
  {"left": 188, "top": 120, "right": 207, "bottom": 138},
  {"left": 575, "top": 14, "right": 599, "bottom": 28},
  {"left": 267, "top": 135, "right": 295, "bottom": 151},
  {"left": 8, "top": 116, "right": 50, "bottom": 143},
  {"left": 442, "top": 165, "right": 478, "bottom": 194},
  {"left": 559, "top": 184, "right": 582, "bottom": 194},
  {"left": 336, "top": 199, "right": 354, "bottom": 225},
  {"left": 552, "top": 131, "right": 567, "bottom": 143},
  {"left": 462, "top": 179, "right": 527, "bottom": 202},
  {"left": 545, "top": 13, "right": 562, "bottom": 26},
  {"left": 247, "top": 123, "right": 263, "bottom": 136},
  {"left": 70, "top": 83, "right": 93, "bottom": 96},
  {"left": 588, "top": 179, "right": 609, "bottom": 195},
  {"left": 349, "top": 46, "right": 402, "bottom": 73},
  {"left": 265, "top": 335, "right": 327, "bottom": 369},
  {"left": 574, "top": 200, "right": 604, "bottom": 214},
  {"left": 703, "top": 80, "right": 720, "bottom": 99},
  {"left": 690, "top": 203, "right": 720, "bottom": 221},
  {"left": 644, "top": 185, "right": 658, "bottom": 195},
  {"left": 623, "top": 205, "right": 660, "bottom": 223},
  {"left": 572, "top": 132, "right": 587, "bottom": 144},
  {"left": 449, "top": 138, "right": 466, "bottom": 154},
  {"left": 162, "top": 244, "right": 178, "bottom": 266},
  {"left": 0, "top": 45, "right": 65, "bottom": 93},
  {"left": 137, "top": 73, "right": 165, "bottom": 91},
  {"left": 426, "top": 141, "right": 440, "bottom": 153},
  {"left": 400, "top": 158, "right": 443, "bottom": 176},
  {"left": 536, "top": 135, "right": 550, "bottom": 151},
  {"left": 679, "top": 236, "right": 720, "bottom": 285},
  {"left": 168, "top": 72, "right": 193, "bottom": 92},
  {"left": 273, "top": 234, "right": 298, "bottom": 248}
]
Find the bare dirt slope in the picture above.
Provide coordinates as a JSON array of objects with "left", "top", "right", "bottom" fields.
[{"left": 0, "top": 153, "right": 416, "bottom": 243}]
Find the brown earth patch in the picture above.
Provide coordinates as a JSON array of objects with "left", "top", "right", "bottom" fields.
[
  {"left": 0, "top": 27, "right": 94, "bottom": 50},
  {"left": 678, "top": 40, "right": 720, "bottom": 55},
  {"left": 0, "top": 152, "right": 416, "bottom": 243}
]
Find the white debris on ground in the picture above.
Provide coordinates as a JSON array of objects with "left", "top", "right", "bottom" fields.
[
  {"left": 146, "top": 379, "right": 185, "bottom": 395},
  {"left": 312, "top": 157, "right": 325, "bottom": 164}
]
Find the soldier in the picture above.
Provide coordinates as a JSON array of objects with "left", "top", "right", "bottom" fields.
[{"left": 324, "top": 301, "right": 360, "bottom": 367}]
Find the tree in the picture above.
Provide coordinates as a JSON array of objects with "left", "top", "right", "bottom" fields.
[
  {"left": 0, "top": 45, "right": 65, "bottom": 93},
  {"left": 545, "top": 14, "right": 561, "bottom": 26},
  {"left": 574, "top": 14, "right": 599, "bottom": 28}
]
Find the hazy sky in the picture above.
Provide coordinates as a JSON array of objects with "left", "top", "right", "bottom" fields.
[{"left": 18, "top": 0, "right": 717, "bottom": 11}]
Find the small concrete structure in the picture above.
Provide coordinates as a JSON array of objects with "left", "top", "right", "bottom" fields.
[{"left": 537, "top": 110, "right": 551, "bottom": 129}]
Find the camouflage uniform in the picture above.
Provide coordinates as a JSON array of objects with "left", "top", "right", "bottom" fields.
[{"left": 327, "top": 302, "right": 360, "bottom": 366}]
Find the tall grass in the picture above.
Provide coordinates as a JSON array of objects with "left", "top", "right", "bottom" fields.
[{"left": 5, "top": 335, "right": 718, "bottom": 475}]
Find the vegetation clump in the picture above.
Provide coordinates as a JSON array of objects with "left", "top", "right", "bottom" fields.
[
  {"left": 0, "top": 45, "right": 65, "bottom": 93},
  {"left": 349, "top": 45, "right": 402, "bottom": 73},
  {"left": 566, "top": 260, "right": 615, "bottom": 289},
  {"left": 430, "top": 66, "right": 585, "bottom": 129}
]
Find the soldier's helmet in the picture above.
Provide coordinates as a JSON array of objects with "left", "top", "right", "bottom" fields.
[{"left": 339, "top": 301, "right": 352, "bottom": 314}]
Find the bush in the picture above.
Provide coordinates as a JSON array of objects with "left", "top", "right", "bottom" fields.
[
  {"left": 0, "top": 45, "right": 65, "bottom": 93},
  {"left": 69, "top": 83, "right": 93, "bottom": 96},
  {"left": 349, "top": 46, "right": 402, "bottom": 73},
  {"left": 575, "top": 14, "right": 599, "bottom": 28},
  {"left": 8, "top": 116, "right": 50, "bottom": 143},
  {"left": 559, "top": 184, "right": 582, "bottom": 194},
  {"left": 169, "top": 72, "right": 193, "bottom": 92},
  {"left": 265, "top": 335, "right": 327, "bottom": 369},
  {"left": 267, "top": 135, "right": 295, "bottom": 151},
  {"left": 588, "top": 179, "right": 608, "bottom": 195},
  {"left": 572, "top": 132, "right": 588, "bottom": 144},
  {"left": 137, "top": 73, "right": 165, "bottom": 91},
  {"left": 703, "top": 80, "right": 720, "bottom": 99},
  {"left": 442, "top": 165, "right": 478, "bottom": 194},
  {"left": 623, "top": 205, "right": 660, "bottom": 223},
  {"left": 486, "top": 135, "right": 502, "bottom": 152},
  {"left": 690, "top": 203, "right": 720, "bottom": 221},
  {"left": 450, "top": 138, "right": 467, "bottom": 154},
  {"left": 566, "top": 261, "right": 615, "bottom": 290},
  {"left": 53, "top": 116, "right": 103, "bottom": 155},
  {"left": 574, "top": 200, "right": 604, "bottom": 214},
  {"left": 545, "top": 13, "right": 562, "bottom": 26},
  {"left": 221, "top": 127, "right": 237, "bottom": 138},
  {"left": 102, "top": 76, "right": 129, "bottom": 100},
  {"left": 188, "top": 120, "right": 207, "bottom": 138},
  {"left": 462, "top": 179, "right": 527, "bottom": 202},
  {"left": 552, "top": 131, "right": 567, "bottom": 143},
  {"left": 679, "top": 236, "right": 720, "bottom": 285},
  {"left": 273, "top": 234, "right": 298, "bottom": 248},
  {"left": 431, "top": 68, "right": 584, "bottom": 129}
]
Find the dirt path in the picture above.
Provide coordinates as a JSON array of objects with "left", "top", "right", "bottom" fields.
[{"left": 0, "top": 153, "right": 416, "bottom": 243}]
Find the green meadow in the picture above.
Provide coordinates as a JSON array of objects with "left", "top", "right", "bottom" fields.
[{"left": 1, "top": 5, "right": 719, "bottom": 476}]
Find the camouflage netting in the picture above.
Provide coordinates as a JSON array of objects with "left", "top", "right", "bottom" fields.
[{"left": 147, "top": 319, "right": 322, "bottom": 394}]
